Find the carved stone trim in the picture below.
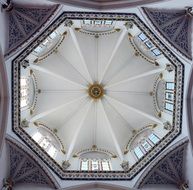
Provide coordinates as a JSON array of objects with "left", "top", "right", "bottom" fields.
[{"left": 121, "top": 161, "right": 130, "bottom": 171}]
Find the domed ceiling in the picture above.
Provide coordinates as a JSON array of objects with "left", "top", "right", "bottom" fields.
[{"left": 12, "top": 12, "right": 184, "bottom": 180}]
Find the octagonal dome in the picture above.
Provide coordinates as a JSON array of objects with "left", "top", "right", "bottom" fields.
[{"left": 12, "top": 12, "right": 184, "bottom": 180}]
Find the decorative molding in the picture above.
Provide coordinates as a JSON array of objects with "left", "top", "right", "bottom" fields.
[
  {"left": 152, "top": 75, "right": 165, "bottom": 113},
  {"left": 129, "top": 37, "right": 156, "bottom": 64},
  {"left": 78, "top": 27, "right": 119, "bottom": 37},
  {"left": 34, "top": 33, "right": 66, "bottom": 63},
  {"left": 135, "top": 137, "right": 189, "bottom": 188},
  {"left": 142, "top": 7, "right": 192, "bottom": 60},
  {"left": 21, "top": 119, "right": 29, "bottom": 128},
  {"left": 30, "top": 72, "right": 38, "bottom": 112},
  {"left": 21, "top": 59, "right": 30, "bottom": 69},
  {"left": 62, "top": 160, "right": 71, "bottom": 170},
  {"left": 76, "top": 146, "right": 116, "bottom": 159},
  {"left": 36, "top": 122, "right": 65, "bottom": 151},
  {"left": 12, "top": 12, "right": 184, "bottom": 180},
  {"left": 121, "top": 161, "right": 130, "bottom": 171},
  {"left": 5, "top": 2, "right": 60, "bottom": 57},
  {"left": 126, "top": 124, "right": 155, "bottom": 150},
  {"left": 5, "top": 135, "right": 60, "bottom": 189}
]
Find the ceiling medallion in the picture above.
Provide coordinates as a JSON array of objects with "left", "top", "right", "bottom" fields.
[{"left": 88, "top": 83, "right": 104, "bottom": 100}]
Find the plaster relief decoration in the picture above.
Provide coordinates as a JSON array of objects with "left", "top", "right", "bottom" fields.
[
  {"left": 143, "top": 7, "right": 193, "bottom": 59},
  {"left": 5, "top": 136, "right": 59, "bottom": 189},
  {"left": 12, "top": 12, "right": 184, "bottom": 180},
  {"left": 135, "top": 138, "right": 188, "bottom": 189},
  {"left": 3, "top": 0, "right": 59, "bottom": 57}
]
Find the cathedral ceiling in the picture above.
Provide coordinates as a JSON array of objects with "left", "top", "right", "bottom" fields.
[{"left": 12, "top": 11, "right": 184, "bottom": 180}]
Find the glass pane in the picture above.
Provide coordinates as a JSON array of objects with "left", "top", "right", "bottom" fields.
[
  {"left": 32, "top": 132, "right": 42, "bottom": 142},
  {"left": 81, "top": 160, "right": 88, "bottom": 171},
  {"left": 94, "top": 20, "right": 102, "bottom": 25},
  {"left": 142, "top": 141, "right": 152, "bottom": 152},
  {"left": 166, "top": 82, "right": 175, "bottom": 90},
  {"left": 40, "top": 138, "right": 50, "bottom": 149},
  {"left": 152, "top": 48, "right": 161, "bottom": 56},
  {"left": 91, "top": 160, "right": 99, "bottom": 171},
  {"left": 145, "top": 41, "right": 154, "bottom": 49},
  {"left": 102, "top": 161, "right": 110, "bottom": 171},
  {"left": 148, "top": 134, "right": 160, "bottom": 144},
  {"left": 34, "top": 46, "right": 43, "bottom": 53},
  {"left": 138, "top": 33, "right": 147, "bottom": 41},
  {"left": 165, "top": 92, "right": 174, "bottom": 101},
  {"left": 50, "top": 31, "right": 57, "bottom": 39},
  {"left": 47, "top": 146, "right": 57, "bottom": 158},
  {"left": 21, "top": 89, "right": 28, "bottom": 97},
  {"left": 105, "top": 20, "right": 113, "bottom": 25},
  {"left": 165, "top": 102, "right": 174, "bottom": 111},
  {"left": 21, "top": 99, "right": 28, "bottom": 107},
  {"left": 42, "top": 39, "right": 50, "bottom": 46},
  {"left": 20, "top": 78, "right": 27, "bottom": 86},
  {"left": 83, "top": 20, "right": 91, "bottom": 25},
  {"left": 134, "top": 147, "right": 144, "bottom": 159}
]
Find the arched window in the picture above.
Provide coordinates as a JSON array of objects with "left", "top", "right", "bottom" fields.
[
  {"left": 32, "top": 131, "right": 58, "bottom": 158},
  {"left": 165, "top": 82, "right": 175, "bottom": 112},
  {"left": 81, "top": 19, "right": 114, "bottom": 33},
  {"left": 33, "top": 31, "right": 59, "bottom": 56},
  {"left": 20, "top": 77, "right": 29, "bottom": 108},
  {"left": 83, "top": 20, "right": 113, "bottom": 26},
  {"left": 132, "top": 133, "right": 160, "bottom": 160},
  {"left": 137, "top": 32, "right": 162, "bottom": 56},
  {"left": 80, "top": 159, "right": 111, "bottom": 171}
]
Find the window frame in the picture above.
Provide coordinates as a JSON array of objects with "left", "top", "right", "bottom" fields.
[
  {"left": 134, "top": 146, "right": 144, "bottom": 159},
  {"left": 20, "top": 77, "right": 30, "bottom": 109},
  {"left": 151, "top": 48, "right": 162, "bottom": 56},
  {"left": 148, "top": 133, "right": 160, "bottom": 145},
  {"left": 165, "top": 102, "right": 174, "bottom": 112},
  {"left": 138, "top": 32, "right": 147, "bottom": 41},
  {"left": 165, "top": 92, "right": 174, "bottom": 101},
  {"left": 141, "top": 140, "right": 152, "bottom": 152},
  {"left": 32, "top": 132, "right": 58, "bottom": 158},
  {"left": 166, "top": 82, "right": 175, "bottom": 91},
  {"left": 80, "top": 159, "right": 111, "bottom": 171}
]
